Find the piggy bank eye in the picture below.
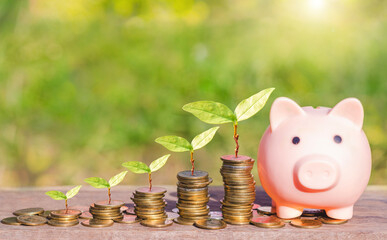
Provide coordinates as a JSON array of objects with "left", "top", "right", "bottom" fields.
[
  {"left": 292, "top": 137, "right": 300, "bottom": 145},
  {"left": 334, "top": 135, "right": 342, "bottom": 144}
]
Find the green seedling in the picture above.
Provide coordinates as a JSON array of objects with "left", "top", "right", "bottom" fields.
[
  {"left": 182, "top": 88, "right": 275, "bottom": 158},
  {"left": 45, "top": 185, "right": 82, "bottom": 213},
  {"left": 122, "top": 154, "right": 170, "bottom": 191},
  {"left": 84, "top": 171, "right": 127, "bottom": 204},
  {"left": 155, "top": 127, "right": 219, "bottom": 175}
]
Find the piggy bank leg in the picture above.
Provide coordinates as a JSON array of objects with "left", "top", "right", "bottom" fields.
[
  {"left": 326, "top": 206, "right": 353, "bottom": 219},
  {"left": 276, "top": 205, "right": 303, "bottom": 219}
]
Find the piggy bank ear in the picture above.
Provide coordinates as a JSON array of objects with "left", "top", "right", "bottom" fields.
[
  {"left": 270, "top": 97, "right": 305, "bottom": 131},
  {"left": 328, "top": 98, "right": 364, "bottom": 129}
]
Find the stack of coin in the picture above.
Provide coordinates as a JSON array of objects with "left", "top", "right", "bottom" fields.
[
  {"left": 132, "top": 187, "right": 172, "bottom": 228},
  {"left": 89, "top": 200, "right": 124, "bottom": 222},
  {"left": 220, "top": 155, "right": 256, "bottom": 225},
  {"left": 174, "top": 170, "right": 212, "bottom": 225},
  {"left": 47, "top": 209, "right": 81, "bottom": 227}
]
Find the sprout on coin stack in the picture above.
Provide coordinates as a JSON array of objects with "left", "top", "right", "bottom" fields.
[
  {"left": 84, "top": 171, "right": 127, "bottom": 204},
  {"left": 182, "top": 88, "right": 274, "bottom": 158},
  {"left": 122, "top": 154, "right": 170, "bottom": 191},
  {"left": 45, "top": 185, "right": 82, "bottom": 214},
  {"left": 155, "top": 128, "right": 220, "bottom": 226},
  {"left": 182, "top": 88, "right": 275, "bottom": 225},
  {"left": 155, "top": 127, "right": 219, "bottom": 175},
  {"left": 122, "top": 154, "right": 173, "bottom": 228},
  {"left": 45, "top": 185, "right": 82, "bottom": 227},
  {"left": 83, "top": 171, "right": 128, "bottom": 227}
]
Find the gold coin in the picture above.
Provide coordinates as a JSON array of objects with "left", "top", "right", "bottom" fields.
[
  {"left": 221, "top": 154, "right": 253, "bottom": 161},
  {"left": 135, "top": 187, "right": 167, "bottom": 195},
  {"left": 134, "top": 194, "right": 165, "bottom": 200},
  {"left": 92, "top": 215, "right": 123, "bottom": 220},
  {"left": 177, "top": 170, "right": 208, "bottom": 180},
  {"left": 290, "top": 219, "right": 322, "bottom": 229},
  {"left": 250, "top": 215, "right": 282, "bottom": 227},
  {"left": 39, "top": 210, "right": 52, "bottom": 218},
  {"left": 320, "top": 216, "right": 348, "bottom": 225},
  {"left": 89, "top": 211, "right": 121, "bottom": 216},
  {"left": 13, "top": 208, "right": 44, "bottom": 216},
  {"left": 51, "top": 209, "right": 82, "bottom": 218},
  {"left": 134, "top": 211, "right": 165, "bottom": 216},
  {"left": 134, "top": 207, "right": 165, "bottom": 212},
  {"left": 177, "top": 187, "right": 208, "bottom": 192},
  {"left": 48, "top": 215, "right": 79, "bottom": 221},
  {"left": 173, "top": 217, "right": 195, "bottom": 225},
  {"left": 47, "top": 219, "right": 79, "bottom": 227},
  {"left": 194, "top": 218, "right": 226, "bottom": 230},
  {"left": 81, "top": 219, "right": 114, "bottom": 228},
  {"left": 223, "top": 219, "right": 250, "bottom": 225},
  {"left": 114, "top": 215, "right": 140, "bottom": 224},
  {"left": 137, "top": 214, "right": 167, "bottom": 221},
  {"left": 280, "top": 217, "right": 299, "bottom": 223},
  {"left": 17, "top": 215, "right": 47, "bottom": 226},
  {"left": 94, "top": 200, "right": 124, "bottom": 209},
  {"left": 140, "top": 219, "right": 173, "bottom": 228},
  {"left": 252, "top": 221, "right": 285, "bottom": 228},
  {"left": 79, "top": 211, "right": 93, "bottom": 220},
  {"left": 1, "top": 217, "right": 21, "bottom": 225}
]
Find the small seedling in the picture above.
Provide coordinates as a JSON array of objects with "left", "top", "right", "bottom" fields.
[
  {"left": 84, "top": 171, "right": 127, "bottom": 204},
  {"left": 155, "top": 127, "right": 219, "bottom": 175},
  {"left": 45, "top": 185, "right": 82, "bottom": 213},
  {"left": 182, "top": 88, "right": 274, "bottom": 158},
  {"left": 122, "top": 154, "right": 170, "bottom": 191}
]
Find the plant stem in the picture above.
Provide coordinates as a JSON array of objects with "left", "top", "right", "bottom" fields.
[
  {"left": 108, "top": 187, "right": 111, "bottom": 204},
  {"left": 233, "top": 123, "right": 239, "bottom": 158},
  {"left": 149, "top": 173, "right": 152, "bottom": 191},
  {"left": 190, "top": 151, "right": 195, "bottom": 175},
  {"left": 65, "top": 199, "right": 68, "bottom": 214}
]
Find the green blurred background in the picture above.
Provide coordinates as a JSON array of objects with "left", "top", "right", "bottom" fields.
[{"left": 0, "top": 0, "right": 386, "bottom": 187}]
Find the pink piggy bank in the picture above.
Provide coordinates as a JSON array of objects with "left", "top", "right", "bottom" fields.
[{"left": 257, "top": 97, "right": 371, "bottom": 220}]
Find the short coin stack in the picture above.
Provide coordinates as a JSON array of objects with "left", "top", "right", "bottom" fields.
[
  {"left": 174, "top": 170, "right": 212, "bottom": 225},
  {"left": 89, "top": 200, "right": 124, "bottom": 222},
  {"left": 220, "top": 155, "right": 256, "bottom": 225},
  {"left": 132, "top": 187, "right": 172, "bottom": 228},
  {"left": 48, "top": 209, "right": 81, "bottom": 227}
]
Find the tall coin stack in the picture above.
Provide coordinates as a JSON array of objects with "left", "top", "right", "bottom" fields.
[
  {"left": 174, "top": 170, "right": 212, "bottom": 225},
  {"left": 132, "top": 187, "right": 172, "bottom": 227},
  {"left": 89, "top": 200, "right": 124, "bottom": 221},
  {"left": 220, "top": 155, "right": 256, "bottom": 225},
  {"left": 48, "top": 209, "right": 81, "bottom": 227}
]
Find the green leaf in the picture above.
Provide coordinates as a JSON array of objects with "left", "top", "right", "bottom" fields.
[
  {"left": 149, "top": 154, "right": 170, "bottom": 173},
  {"left": 84, "top": 177, "right": 110, "bottom": 188},
  {"left": 65, "top": 185, "right": 82, "bottom": 199},
  {"left": 45, "top": 191, "right": 67, "bottom": 200},
  {"left": 108, "top": 171, "right": 128, "bottom": 187},
  {"left": 155, "top": 136, "right": 193, "bottom": 152},
  {"left": 122, "top": 161, "right": 151, "bottom": 174},
  {"left": 191, "top": 127, "right": 219, "bottom": 151},
  {"left": 182, "top": 101, "right": 236, "bottom": 124},
  {"left": 234, "top": 88, "right": 275, "bottom": 122}
]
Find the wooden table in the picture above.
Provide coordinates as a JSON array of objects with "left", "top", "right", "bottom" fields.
[{"left": 1, "top": 185, "right": 386, "bottom": 239}]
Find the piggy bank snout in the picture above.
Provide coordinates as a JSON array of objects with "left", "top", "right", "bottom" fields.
[{"left": 295, "top": 156, "right": 339, "bottom": 191}]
